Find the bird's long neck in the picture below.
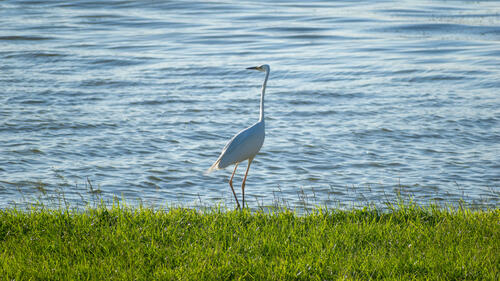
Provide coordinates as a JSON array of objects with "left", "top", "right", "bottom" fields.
[{"left": 259, "top": 69, "right": 269, "bottom": 122}]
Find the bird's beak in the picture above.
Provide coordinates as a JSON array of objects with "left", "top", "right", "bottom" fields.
[{"left": 246, "top": 66, "right": 260, "bottom": 70}]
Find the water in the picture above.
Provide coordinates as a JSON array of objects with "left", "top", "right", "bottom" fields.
[{"left": 1, "top": 0, "right": 499, "bottom": 209}]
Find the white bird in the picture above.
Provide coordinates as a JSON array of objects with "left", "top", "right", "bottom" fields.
[{"left": 208, "top": 64, "right": 270, "bottom": 209}]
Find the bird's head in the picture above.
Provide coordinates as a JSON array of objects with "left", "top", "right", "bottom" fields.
[{"left": 246, "top": 64, "right": 270, "bottom": 72}]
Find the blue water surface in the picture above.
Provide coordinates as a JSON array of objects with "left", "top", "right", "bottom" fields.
[{"left": 1, "top": 0, "right": 499, "bottom": 209}]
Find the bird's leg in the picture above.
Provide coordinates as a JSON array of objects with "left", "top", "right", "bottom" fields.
[
  {"left": 241, "top": 157, "right": 254, "bottom": 209},
  {"left": 229, "top": 163, "right": 240, "bottom": 209}
]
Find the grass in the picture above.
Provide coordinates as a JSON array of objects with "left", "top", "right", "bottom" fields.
[{"left": 0, "top": 202, "right": 498, "bottom": 280}]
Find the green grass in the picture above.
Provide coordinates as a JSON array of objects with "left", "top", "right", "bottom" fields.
[{"left": 1, "top": 203, "right": 498, "bottom": 280}]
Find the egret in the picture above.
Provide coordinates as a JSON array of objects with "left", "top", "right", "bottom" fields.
[{"left": 207, "top": 64, "right": 270, "bottom": 209}]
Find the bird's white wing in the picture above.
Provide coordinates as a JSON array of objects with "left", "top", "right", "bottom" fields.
[
  {"left": 221, "top": 125, "right": 253, "bottom": 155},
  {"left": 208, "top": 121, "right": 265, "bottom": 172}
]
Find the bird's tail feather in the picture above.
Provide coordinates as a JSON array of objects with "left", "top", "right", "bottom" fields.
[{"left": 205, "top": 159, "right": 221, "bottom": 175}]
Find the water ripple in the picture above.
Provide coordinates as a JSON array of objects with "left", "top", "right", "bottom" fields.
[{"left": 0, "top": 0, "right": 498, "bottom": 209}]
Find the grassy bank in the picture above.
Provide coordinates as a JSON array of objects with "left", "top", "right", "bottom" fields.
[{"left": 1, "top": 203, "right": 498, "bottom": 280}]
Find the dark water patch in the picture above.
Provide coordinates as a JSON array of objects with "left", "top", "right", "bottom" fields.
[
  {"left": 237, "top": 14, "right": 304, "bottom": 22},
  {"left": 375, "top": 23, "right": 500, "bottom": 38},
  {"left": 75, "top": 13, "right": 123, "bottom": 19},
  {"left": 89, "top": 58, "right": 144, "bottom": 67},
  {"left": 401, "top": 47, "right": 468, "bottom": 55},
  {"left": 278, "top": 1, "right": 344, "bottom": 9},
  {"left": 55, "top": 0, "right": 134, "bottom": 9},
  {"left": 377, "top": 8, "right": 430, "bottom": 15},
  {"left": 3, "top": 52, "right": 68, "bottom": 63},
  {"left": 128, "top": 99, "right": 172, "bottom": 106},
  {"left": 19, "top": 99, "right": 48, "bottom": 105},
  {"left": 257, "top": 26, "right": 331, "bottom": 33},
  {"left": 0, "top": 120, "right": 118, "bottom": 133},
  {"left": 78, "top": 78, "right": 133, "bottom": 88},
  {"left": 329, "top": 16, "right": 384, "bottom": 23},
  {"left": 399, "top": 74, "right": 467, "bottom": 83},
  {"left": 0, "top": 35, "right": 53, "bottom": 41},
  {"left": 10, "top": 0, "right": 50, "bottom": 5},
  {"left": 10, "top": 148, "right": 45, "bottom": 156},
  {"left": 283, "top": 34, "right": 347, "bottom": 41},
  {"left": 475, "top": 80, "right": 500, "bottom": 89},
  {"left": 478, "top": 49, "right": 500, "bottom": 58},
  {"left": 183, "top": 38, "right": 255, "bottom": 46}
]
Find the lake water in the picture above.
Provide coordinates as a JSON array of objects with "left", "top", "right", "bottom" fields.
[{"left": 1, "top": 0, "right": 499, "bottom": 209}]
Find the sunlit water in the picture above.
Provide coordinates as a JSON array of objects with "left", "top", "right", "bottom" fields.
[{"left": 1, "top": 0, "right": 499, "bottom": 209}]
